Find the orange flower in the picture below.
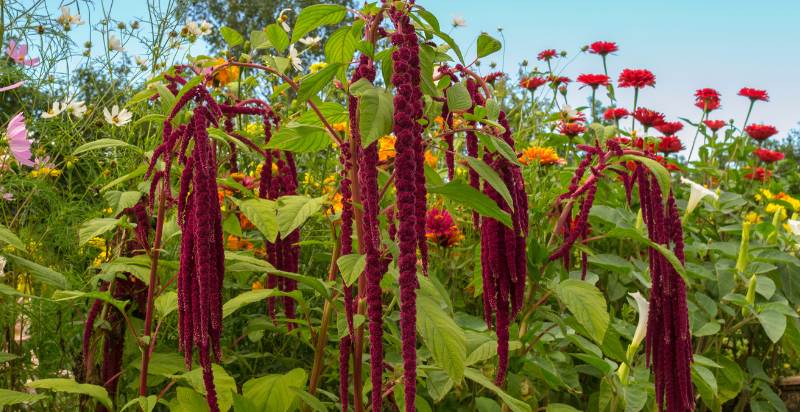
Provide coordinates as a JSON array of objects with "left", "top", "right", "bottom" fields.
[
  {"left": 424, "top": 151, "right": 438, "bottom": 167},
  {"left": 518, "top": 146, "right": 564, "bottom": 166},
  {"left": 251, "top": 280, "right": 264, "bottom": 290},
  {"left": 378, "top": 135, "right": 396, "bottom": 161},
  {"left": 210, "top": 58, "right": 239, "bottom": 86},
  {"left": 239, "top": 213, "right": 254, "bottom": 230},
  {"left": 332, "top": 122, "right": 348, "bottom": 134},
  {"left": 226, "top": 235, "right": 253, "bottom": 251}
]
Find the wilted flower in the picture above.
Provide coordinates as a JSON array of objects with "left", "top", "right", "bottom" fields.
[
  {"left": 103, "top": 105, "right": 132, "bottom": 126},
  {"left": 108, "top": 35, "right": 124, "bottom": 52},
  {"left": 6, "top": 112, "right": 33, "bottom": 167},
  {"left": 451, "top": 16, "right": 467, "bottom": 28},
  {"left": 425, "top": 208, "right": 463, "bottom": 247},
  {"left": 0, "top": 81, "right": 24, "bottom": 93},
  {"left": 738, "top": 87, "right": 769, "bottom": 102},
  {"left": 135, "top": 55, "right": 148, "bottom": 68},
  {"left": 753, "top": 148, "right": 784, "bottom": 163},
  {"left": 680, "top": 176, "right": 718, "bottom": 214},
  {"left": 6, "top": 40, "right": 39, "bottom": 67},
  {"left": 518, "top": 145, "right": 564, "bottom": 165},
  {"left": 277, "top": 9, "right": 292, "bottom": 32},
  {"left": 618, "top": 68, "right": 656, "bottom": 89},
  {"left": 745, "top": 124, "right": 778, "bottom": 141}
]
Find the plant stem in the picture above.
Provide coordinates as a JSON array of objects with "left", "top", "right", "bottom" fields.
[
  {"left": 687, "top": 110, "right": 707, "bottom": 161},
  {"left": 630, "top": 88, "right": 639, "bottom": 132}
]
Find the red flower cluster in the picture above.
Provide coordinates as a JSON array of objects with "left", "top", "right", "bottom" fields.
[
  {"left": 577, "top": 73, "right": 610, "bottom": 89},
  {"left": 483, "top": 71, "right": 505, "bottom": 84},
  {"left": 549, "top": 75, "right": 571, "bottom": 86},
  {"left": 519, "top": 76, "right": 547, "bottom": 91},
  {"left": 745, "top": 167, "right": 772, "bottom": 182},
  {"left": 559, "top": 121, "right": 586, "bottom": 137},
  {"left": 753, "top": 148, "right": 784, "bottom": 163},
  {"left": 694, "top": 88, "right": 721, "bottom": 112},
  {"left": 618, "top": 68, "right": 656, "bottom": 88},
  {"left": 745, "top": 124, "right": 778, "bottom": 141},
  {"left": 588, "top": 41, "right": 618, "bottom": 56},
  {"left": 425, "top": 208, "right": 463, "bottom": 247},
  {"left": 738, "top": 87, "right": 769, "bottom": 102},
  {"left": 603, "top": 107, "right": 630, "bottom": 121},
  {"left": 703, "top": 119, "right": 726, "bottom": 132},
  {"left": 633, "top": 107, "right": 665, "bottom": 129},
  {"left": 658, "top": 136, "right": 683, "bottom": 154},
  {"left": 655, "top": 121, "right": 683, "bottom": 136},
  {"left": 537, "top": 48, "right": 557, "bottom": 61}
]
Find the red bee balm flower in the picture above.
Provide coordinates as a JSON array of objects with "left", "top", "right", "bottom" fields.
[
  {"left": 738, "top": 87, "right": 769, "bottom": 102},
  {"left": 655, "top": 121, "right": 683, "bottom": 136},
  {"left": 658, "top": 136, "right": 684, "bottom": 154},
  {"left": 425, "top": 208, "right": 463, "bottom": 247},
  {"left": 633, "top": 108, "right": 665, "bottom": 128},
  {"left": 559, "top": 122, "right": 586, "bottom": 137},
  {"left": 703, "top": 120, "right": 726, "bottom": 132},
  {"left": 589, "top": 41, "right": 618, "bottom": 56},
  {"left": 745, "top": 167, "right": 772, "bottom": 181},
  {"left": 577, "top": 73, "right": 610, "bottom": 89},
  {"left": 753, "top": 148, "right": 784, "bottom": 163},
  {"left": 618, "top": 68, "right": 656, "bottom": 88},
  {"left": 519, "top": 76, "right": 547, "bottom": 91},
  {"left": 603, "top": 107, "right": 630, "bottom": 121},
  {"left": 694, "top": 88, "right": 721, "bottom": 112},
  {"left": 745, "top": 124, "right": 778, "bottom": 141},
  {"left": 537, "top": 49, "right": 557, "bottom": 61}
]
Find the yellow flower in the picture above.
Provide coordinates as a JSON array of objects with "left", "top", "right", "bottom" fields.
[
  {"left": 424, "top": 151, "right": 438, "bottom": 168},
  {"left": 518, "top": 146, "right": 564, "bottom": 166},
  {"left": 87, "top": 237, "right": 107, "bottom": 249},
  {"left": 309, "top": 62, "right": 328, "bottom": 73},
  {"left": 756, "top": 190, "right": 800, "bottom": 220},
  {"left": 103, "top": 207, "right": 113, "bottom": 215},
  {"left": 332, "top": 122, "right": 348, "bottom": 134},
  {"left": 378, "top": 135, "right": 396, "bottom": 161},
  {"left": 245, "top": 122, "right": 263, "bottom": 136},
  {"left": 744, "top": 212, "right": 762, "bottom": 225}
]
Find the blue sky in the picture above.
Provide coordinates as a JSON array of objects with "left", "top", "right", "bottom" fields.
[{"left": 48, "top": 0, "right": 800, "bottom": 143}]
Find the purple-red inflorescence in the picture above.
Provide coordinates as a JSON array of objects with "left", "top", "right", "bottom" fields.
[{"left": 388, "top": 2, "right": 424, "bottom": 410}]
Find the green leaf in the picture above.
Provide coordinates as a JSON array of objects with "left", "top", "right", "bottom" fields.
[
  {"left": 250, "top": 31, "right": 271, "bottom": 50},
  {"left": 297, "top": 63, "right": 341, "bottom": 101},
  {"left": 73, "top": 138, "right": 142, "bottom": 156},
  {"left": 78, "top": 218, "right": 120, "bottom": 246},
  {"left": 757, "top": 310, "right": 786, "bottom": 343},
  {"left": 446, "top": 81, "right": 472, "bottom": 113},
  {"left": 291, "top": 4, "right": 347, "bottom": 44},
  {"left": 336, "top": 254, "right": 366, "bottom": 287},
  {"left": 429, "top": 181, "right": 512, "bottom": 228},
  {"left": 476, "top": 33, "right": 502, "bottom": 58},
  {"left": 546, "top": 404, "right": 581, "bottom": 412},
  {"left": 358, "top": 86, "right": 394, "bottom": 147},
  {"left": 103, "top": 190, "right": 143, "bottom": 215},
  {"left": 265, "top": 23, "right": 289, "bottom": 52},
  {"left": 0, "top": 352, "right": 18, "bottom": 363},
  {"left": 223, "top": 288, "right": 292, "bottom": 318},
  {"left": 554, "top": 279, "right": 609, "bottom": 343},
  {"left": 266, "top": 124, "right": 331, "bottom": 153},
  {"left": 276, "top": 195, "right": 326, "bottom": 237},
  {"left": 120, "top": 395, "right": 159, "bottom": 412},
  {"left": 220, "top": 26, "right": 244, "bottom": 47},
  {"left": 242, "top": 368, "right": 307, "bottom": 411},
  {"left": 289, "top": 388, "right": 328, "bottom": 412},
  {"left": 177, "top": 364, "right": 237, "bottom": 412},
  {"left": 692, "top": 364, "right": 718, "bottom": 404},
  {"left": 620, "top": 154, "right": 671, "bottom": 203},
  {"left": 5, "top": 254, "right": 67, "bottom": 289},
  {"left": 419, "top": 45, "right": 439, "bottom": 97},
  {"left": 51, "top": 290, "right": 127, "bottom": 312},
  {"left": 236, "top": 199, "right": 279, "bottom": 243},
  {"left": 0, "top": 389, "right": 46, "bottom": 408},
  {"left": 155, "top": 291, "right": 178, "bottom": 319},
  {"left": 27, "top": 379, "right": 112, "bottom": 409},
  {"left": 417, "top": 296, "right": 467, "bottom": 382},
  {"left": 476, "top": 132, "right": 522, "bottom": 166},
  {"left": 0, "top": 224, "right": 24, "bottom": 250},
  {"left": 325, "top": 25, "right": 357, "bottom": 64},
  {"left": 463, "top": 368, "right": 531, "bottom": 412},
  {"left": 175, "top": 387, "right": 209, "bottom": 412},
  {"left": 463, "top": 156, "right": 513, "bottom": 211},
  {"left": 224, "top": 251, "right": 329, "bottom": 299}
]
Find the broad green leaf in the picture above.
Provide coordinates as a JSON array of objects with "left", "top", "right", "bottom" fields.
[
  {"left": 0, "top": 389, "right": 46, "bottom": 408},
  {"left": 220, "top": 26, "right": 244, "bottom": 47},
  {"left": 0, "top": 224, "right": 24, "bottom": 250},
  {"left": 336, "top": 254, "right": 366, "bottom": 287},
  {"left": 325, "top": 25, "right": 357, "bottom": 64},
  {"left": 289, "top": 388, "right": 328, "bottom": 412},
  {"left": 692, "top": 364, "right": 718, "bottom": 405},
  {"left": 175, "top": 75, "right": 203, "bottom": 102},
  {"left": 127, "top": 88, "right": 158, "bottom": 106},
  {"left": 476, "top": 132, "right": 522, "bottom": 166},
  {"left": 446, "top": 81, "right": 472, "bottom": 113},
  {"left": 120, "top": 395, "right": 159, "bottom": 412},
  {"left": 464, "top": 368, "right": 531, "bottom": 412},
  {"left": 476, "top": 33, "right": 502, "bottom": 58},
  {"left": 101, "top": 163, "right": 147, "bottom": 192},
  {"left": 242, "top": 368, "right": 307, "bottom": 411},
  {"left": 546, "top": 404, "right": 580, "bottom": 412},
  {"left": 73, "top": 138, "right": 142, "bottom": 156},
  {"left": 223, "top": 288, "right": 293, "bottom": 318},
  {"left": 153, "top": 82, "right": 176, "bottom": 114},
  {"left": 27, "top": 379, "right": 112, "bottom": 409},
  {"left": 51, "top": 290, "right": 127, "bottom": 312},
  {"left": 296, "top": 63, "right": 341, "bottom": 101},
  {"left": 236, "top": 199, "right": 279, "bottom": 243},
  {"left": 155, "top": 291, "right": 178, "bottom": 319},
  {"left": 103, "top": 190, "right": 143, "bottom": 215},
  {"left": 4, "top": 254, "right": 67, "bottom": 289},
  {"left": 266, "top": 124, "right": 331, "bottom": 153},
  {"left": 276, "top": 195, "right": 326, "bottom": 237},
  {"left": 429, "top": 181, "right": 512, "bottom": 228},
  {"left": 358, "top": 86, "right": 394, "bottom": 147},
  {"left": 224, "top": 251, "right": 329, "bottom": 298},
  {"left": 419, "top": 44, "right": 439, "bottom": 97},
  {"left": 265, "top": 23, "right": 289, "bottom": 52},
  {"left": 554, "top": 279, "right": 609, "bottom": 343},
  {"left": 175, "top": 387, "right": 209, "bottom": 412},
  {"left": 620, "top": 154, "right": 671, "bottom": 203},
  {"left": 177, "top": 364, "right": 237, "bottom": 412},
  {"left": 78, "top": 218, "right": 120, "bottom": 246},
  {"left": 757, "top": 310, "right": 786, "bottom": 343},
  {"left": 417, "top": 295, "right": 467, "bottom": 382},
  {"left": 432, "top": 28, "right": 464, "bottom": 64},
  {"left": 291, "top": 4, "right": 347, "bottom": 43},
  {"left": 0, "top": 352, "right": 18, "bottom": 362},
  {"left": 250, "top": 31, "right": 271, "bottom": 50},
  {"left": 463, "top": 156, "right": 513, "bottom": 211}
]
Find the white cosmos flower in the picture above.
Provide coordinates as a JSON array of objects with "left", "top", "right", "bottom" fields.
[
  {"left": 787, "top": 219, "right": 800, "bottom": 236},
  {"left": 198, "top": 20, "right": 213, "bottom": 36},
  {"left": 680, "top": 176, "right": 718, "bottom": 215},
  {"left": 103, "top": 105, "right": 132, "bottom": 126},
  {"left": 108, "top": 34, "right": 124, "bottom": 52},
  {"left": 57, "top": 6, "right": 84, "bottom": 29},
  {"left": 288, "top": 45, "right": 302, "bottom": 71},
  {"left": 452, "top": 16, "right": 467, "bottom": 28},
  {"left": 629, "top": 292, "right": 649, "bottom": 351},
  {"left": 41, "top": 101, "right": 66, "bottom": 119},
  {"left": 135, "top": 55, "right": 147, "bottom": 68},
  {"left": 184, "top": 19, "right": 202, "bottom": 37},
  {"left": 65, "top": 98, "right": 87, "bottom": 119},
  {"left": 299, "top": 36, "right": 322, "bottom": 47}
]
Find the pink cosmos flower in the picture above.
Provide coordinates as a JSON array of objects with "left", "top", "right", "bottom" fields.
[
  {"left": 6, "top": 40, "right": 39, "bottom": 67},
  {"left": 7, "top": 113, "right": 34, "bottom": 166},
  {"left": 0, "top": 81, "right": 24, "bottom": 92}
]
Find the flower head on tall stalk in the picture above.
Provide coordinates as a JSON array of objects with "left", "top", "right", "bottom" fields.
[
  {"left": 618, "top": 69, "right": 656, "bottom": 130},
  {"left": 694, "top": 88, "right": 721, "bottom": 112},
  {"left": 745, "top": 124, "right": 778, "bottom": 142}
]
